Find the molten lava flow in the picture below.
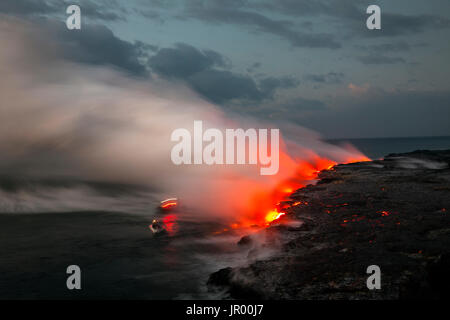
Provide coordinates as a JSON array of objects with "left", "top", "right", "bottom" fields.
[
  {"left": 265, "top": 210, "right": 285, "bottom": 224},
  {"left": 254, "top": 153, "right": 370, "bottom": 226}
]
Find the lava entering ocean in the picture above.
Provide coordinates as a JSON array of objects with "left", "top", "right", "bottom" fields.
[{"left": 238, "top": 151, "right": 370, "bottom": 227}]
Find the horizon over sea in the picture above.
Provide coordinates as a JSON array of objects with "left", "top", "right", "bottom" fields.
[{"left": 327, "top": 135, "right": 450, "bottom": 160}]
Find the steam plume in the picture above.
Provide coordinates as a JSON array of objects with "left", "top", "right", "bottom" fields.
[{"left": 0, "top": 17, "right": 368, "bottom": 221}]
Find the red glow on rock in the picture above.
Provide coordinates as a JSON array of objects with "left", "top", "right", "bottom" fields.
[{"left": 379, "top": 210, "right": 392, "bottom": 217}]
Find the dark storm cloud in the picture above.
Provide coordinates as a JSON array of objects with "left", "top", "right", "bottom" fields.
[
  {"left": 260, "top": 0, "right": 362, "bottom": 19},
  {"left": 259, "top": 76, "right": 299, "bottom": 97},
  {"left": 131, "top": 0, "right": 450, "bottom": 54},
  {"left": 71, "top": 0, "right": 127, "bottom": 22},
  {"left": 0, "top": 0, "right": 58, "bottom": 15},
  {"left": 0, "top": 0, "right": 126, "bottom": 21},
  {"left": 181, "top": 0, "right": 340, "bottom": 49},
  {"left": 364, "top": 12, "right": 450, "bottom": 37},
  {"left": 356, "top": 54, "right": 405, "bottom": 65},
  {"left": 32, "top": 19, "right": 149, "bottom": 76},
  {"left": 148, "top": 43, "right": 229, "bottom": 78},
  {"left": 304, "top": 72, "right": 344, "bottom": 84},
  {"left": 58, "top": 24, "right": 148, "bottom": 75},
  {"left": 263, "top": 0, "right": 450, "bottom": 38},
  {"left": 148, "top": 43, "right": 299, "bottom": 104},
  {"left": 189, "top": 70, "right": 264, "bottom": 104}
]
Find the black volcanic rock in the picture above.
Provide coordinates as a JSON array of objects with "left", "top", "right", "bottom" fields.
[
  {"left": 207, "top": 150, "right": 450, "bottom": 299},
  {"left": 208, "top": 267, "right": 264, "bottom": 299},
  {"left": 208, "top": 267, "right": 234, "bottom": 287},
  {"left": 237, "top": 235, "right": 253, "bottom": 246}
]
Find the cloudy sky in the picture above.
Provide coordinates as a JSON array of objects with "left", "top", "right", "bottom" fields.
[{"left": 1, "top": 0, "right": 450, "bottom": 138}]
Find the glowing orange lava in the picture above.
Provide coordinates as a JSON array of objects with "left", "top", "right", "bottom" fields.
[
  {"left": 210, "top": 142, "right": 370, "bottom": 231},
  {"left": 253, "top": 153, "right": 370, "bottom": 227},
  {"left": 265, "top": 210, "right": 286, "bottom": 224}
]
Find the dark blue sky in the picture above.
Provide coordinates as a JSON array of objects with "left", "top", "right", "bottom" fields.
[{"left": 1, "top": 0, "right": 450, "bottom": 138}]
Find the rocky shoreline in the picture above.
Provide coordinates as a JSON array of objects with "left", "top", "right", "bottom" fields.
[{"left": 207, "top": 150, "right": 450, "bottom": 299}]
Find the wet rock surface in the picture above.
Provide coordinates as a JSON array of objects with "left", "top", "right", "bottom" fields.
[{"left": 208, "top": 150, "right": 450, "bottom": 299}]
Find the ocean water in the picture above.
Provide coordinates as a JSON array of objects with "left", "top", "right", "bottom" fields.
[
  {"left": 328, "top": 136, "right": 450, "bottom": 160},
  {"left": 1, "top": 136, "right": 449, "bottom": 299},
  {"left": 0, "top": 210, "right": 248, "bottom": 299}
]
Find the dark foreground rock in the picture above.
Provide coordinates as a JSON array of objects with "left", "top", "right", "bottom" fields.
[{"left": 208, "top": 150, "right": 450, "bottom": 299}]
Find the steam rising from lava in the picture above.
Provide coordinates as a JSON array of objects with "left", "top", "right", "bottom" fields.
[{"left": 0, "top": 17, "right": 369, "bottom": 223}]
